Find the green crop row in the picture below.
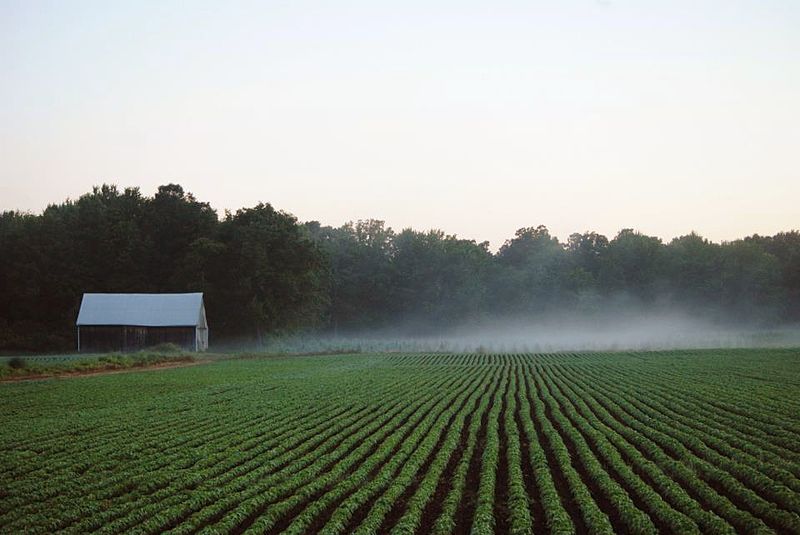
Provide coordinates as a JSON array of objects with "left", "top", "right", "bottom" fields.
[{"left": 1, "top": 349, "right": 798, "bottom": 534}]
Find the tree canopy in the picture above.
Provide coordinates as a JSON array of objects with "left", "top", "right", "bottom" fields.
[{"left": 1, "top": 184, "right": 798, "bottom": 350}]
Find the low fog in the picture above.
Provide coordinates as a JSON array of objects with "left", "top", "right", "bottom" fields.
[{"left": 254, "top": 309, "right": 800, "bottom": 355}]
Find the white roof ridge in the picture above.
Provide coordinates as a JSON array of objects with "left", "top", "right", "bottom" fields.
[{"left": 76, "top": 293, "right": 205, "bottom": 327}]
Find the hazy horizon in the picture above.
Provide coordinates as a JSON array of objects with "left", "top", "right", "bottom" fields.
[
  {"left": 3, "top": 0, "right": 799, "bottom": 250},
  {"left": 227, "top": 306, "right": 800, "bottom": 354}
]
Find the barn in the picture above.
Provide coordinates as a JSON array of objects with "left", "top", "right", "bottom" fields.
[{"left": 76, "top": 293, "right": 209, "bottom": 352}]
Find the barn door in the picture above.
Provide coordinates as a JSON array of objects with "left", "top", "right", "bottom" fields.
[{"left": 123, "top": 327, "right": 147, "bottom": 351}]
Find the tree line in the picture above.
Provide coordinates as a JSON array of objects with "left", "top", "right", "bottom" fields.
[{"left": 1, "top": 184, "right": 798, "bottom": 351}]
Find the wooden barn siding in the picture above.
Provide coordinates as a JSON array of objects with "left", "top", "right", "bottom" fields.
[{"left": 79, "top": 326, "right": 196, "bottom": 352}]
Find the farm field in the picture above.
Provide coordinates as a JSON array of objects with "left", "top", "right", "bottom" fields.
[{"left": 1, "top": 349, "right": 800, "bottom": 534}]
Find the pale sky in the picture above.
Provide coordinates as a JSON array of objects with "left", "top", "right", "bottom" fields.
[{"left": 1, "top": 0, "right": 798, "bottom": 248}]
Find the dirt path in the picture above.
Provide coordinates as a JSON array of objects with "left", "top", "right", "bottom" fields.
[{"left": 0, "top": 359, "right": 208, "bottom": 383}]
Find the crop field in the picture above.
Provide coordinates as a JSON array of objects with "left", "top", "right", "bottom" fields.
[{"left": 1, "top": 349, "right": 800, "bottom": 534}]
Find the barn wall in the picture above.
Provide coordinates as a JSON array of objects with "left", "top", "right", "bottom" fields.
[
  {"left": 196, "top": 327, "right": 208, "bottom": 351},
  {"left": 79, "top": 326, "right": 197, "bottom": 352}
]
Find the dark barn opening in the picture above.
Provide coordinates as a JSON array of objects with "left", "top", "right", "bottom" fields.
[{"left": 78, "top": 326, "right": 198, "bottom": 353}]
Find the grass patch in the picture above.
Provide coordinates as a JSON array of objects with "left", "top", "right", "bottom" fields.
[{"left": 0, "top": 349, "right": 196, "bottom": 380}]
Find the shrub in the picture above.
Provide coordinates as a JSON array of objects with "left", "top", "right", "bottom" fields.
[
  {"left": 7, "top": 357, "right": 26, "bottom": 369},
  {"left": 148, "top": 343, "right": 182, "bottom": 353}
]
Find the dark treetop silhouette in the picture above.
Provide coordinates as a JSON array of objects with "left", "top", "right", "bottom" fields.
[{"left": 1, "top": 184, "right": 798, "bottom": 351}]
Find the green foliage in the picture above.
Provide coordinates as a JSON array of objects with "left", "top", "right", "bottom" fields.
[
  {"left": 7, "top": 357, "right": 25, "bottom": 369},
  {"left": 309, "top": 222, "right": 800, "bottom": 332},
  {"left": 1, "top": 349, "right": 798, "bottom": 532},
  {"left": 147, "top": 342, "right": 182, "bottom": 353},
  {"left": 0, "top": 350, "right": 194, "bottom": 379},
  {"left": 2, "top": 183, "right": 799, "bottom": 351},
  {"left": 211, "top": 203, "right": 329, "bottom": 341}
]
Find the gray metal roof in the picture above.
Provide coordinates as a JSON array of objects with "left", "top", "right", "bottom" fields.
[{"left": 76, "top": 293, "right": 205, "bottom": 327}]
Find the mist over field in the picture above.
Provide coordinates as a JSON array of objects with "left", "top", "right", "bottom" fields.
[
  {"left": 437, "top": 315, "right": 800, "bottom": 353},
  {"left": 256, "top": 309, "right": 800, "bottom": 355}
]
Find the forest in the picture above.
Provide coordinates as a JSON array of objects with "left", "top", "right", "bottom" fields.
[{"left": 1, "top": 184, "right": 798, "bottom": 351}]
